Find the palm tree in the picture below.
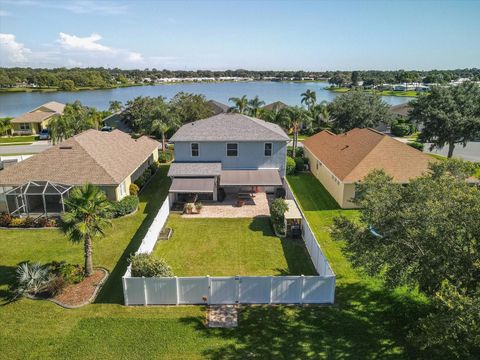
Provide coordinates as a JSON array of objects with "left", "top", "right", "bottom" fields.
[
  {"left": 228, "top": 95, "right": 249, "bottom": 114},
  {"left": 108, "top": 100, "right": 123, "bottom": 114},
  {"left": 247, "top": 96, "right": 265, "bottom": 117},
  {"left": 150, "top": 104, "right": 181, "bottom": 153},
  {"left": 300, "top": 89, "right": 317, "bottom": 110},
  {"left": 0, "top": 117, "right": 12, "bottom": 136},
  {"left": 61, "top": 184, "right": 112, "bottom": 277},
  {"left": 283, "top": 106, "right": 312, "bottom": 155},
  {"left": 310, "top": 100, "right": 330, "bottom": 129}
]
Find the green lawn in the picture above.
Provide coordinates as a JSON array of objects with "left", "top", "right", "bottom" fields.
[
  {"left": 154, "top": 215, "right": 316, "bottom": 276},
  {"left": 288, "top": 134, "right": 308, "bottom": 141},
  {"left": 0, "top": 135, "right": 38, "bottom": 143},
  {"left": 0, "top": 166, "right": 430, "bottom": 359}
]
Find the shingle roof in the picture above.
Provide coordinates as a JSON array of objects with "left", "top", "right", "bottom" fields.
[
  {"left": 303, "top": 128, "right": 433, "bottom": 183},
  {"left": 208, "top": 100, "right": 229, "bottom": 115},
  {"left": 0, "top": 129, "right": 159, "bottom": 186},
  {"left": 167, "top": 162, "right": 222, "bottom": 177},
  {"left": 262, "top": 101, "right": 288, "bottom": 111},
  {"left": 390, "top": 103, "right": 412, "bottom": 117},
  {"left": 11, "top": 101, "right": 65, "bottom": 124},
  {"left": 169, "top": 113, "right": 289, "bottom": 142}
]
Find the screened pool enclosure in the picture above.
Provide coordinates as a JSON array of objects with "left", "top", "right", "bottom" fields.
[{"left": 5, "top": 181, "right": 72, "bottom": 217}]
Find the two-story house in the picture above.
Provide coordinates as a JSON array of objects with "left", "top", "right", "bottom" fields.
[{"left": 167, "top": 113, "right": 289, "bottom": 202}]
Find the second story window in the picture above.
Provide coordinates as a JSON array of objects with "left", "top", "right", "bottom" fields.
[
  {"left": 264, "top": 143, "right": 272, "bottom": 156},
  {"left": 226, "top": 143, "right": 238, "bottom": 157},
  {"left": 191, "top": 143, "right": 199, "bottom": 157}
]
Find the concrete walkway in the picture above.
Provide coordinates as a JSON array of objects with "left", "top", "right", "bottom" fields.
[{"left": 0, "top": 140, "right": 51, "bottom": 155}]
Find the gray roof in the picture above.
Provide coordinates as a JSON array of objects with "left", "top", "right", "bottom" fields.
[
  {"left": 169, "top": 113, "right": 289, "bottom": 142},
  {"left": 168, "top": 162, "right": 222, "bottom": 177},
  {"left": 208, "top": 100, "right": 229, "bottom": 115}
]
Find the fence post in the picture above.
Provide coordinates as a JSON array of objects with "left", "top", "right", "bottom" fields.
[
  {"left": 122, "top": 277, "right": 129, "bottom": 306},
  {"left": 235, "top": 275, "right": 240, "bottom": 304},
  {"left": 143, "top": 277, "right": 148, "bottom": 306},
  {"left": 300, "top": 275, "right": 305, "bottom": 304},
  {"left": 269, "top": 276, "right": 273, "bottom": 304},
  {"left": 207, "top": 275, "right": 211, "bottom": 305},
  {"left": 175, "top": 276, "right": 179, "bottom": 305}
]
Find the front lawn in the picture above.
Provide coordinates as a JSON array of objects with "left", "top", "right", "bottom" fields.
[
  {"left": 0, "top": 135, "right": 38, "bottom": 143},
  {"left": 153, "top": 215, "right": 316, "bottom": 276}
]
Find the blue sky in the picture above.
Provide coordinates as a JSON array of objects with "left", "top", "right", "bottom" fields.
[{"left": 0, "top": 0, "right": 479, "bottom": 70}]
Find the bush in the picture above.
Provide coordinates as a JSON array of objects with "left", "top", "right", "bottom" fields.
[
  {"left": 270, "top": 198, "right": 288, "bottom": 235},
  {"left": 43, "top": 276, "right": 67, "bottom": 297},
  {"left": 286, "top": 156, "right": 296, "bottom": 175},
  {"left": 287, "top": 147, "right": 303, "bottom": 158},
  {"left": 129, "top": 183, "right": 140, "bottom": 196},
  {"left": 391, "top": 120, "right": 415, "bottom": 137},
  {"left": 195, "top": 202, "right": 203, "bottom": 212},
  {"left": 294, "top": 157, "right": 305, "bottom": 172},
  {"left": 15, "top": 263, "right": 49, "bottom": 297},
  {"left": 408, "top": 141, "right": 425, "bottom": 151},
  {"left": 49, "top": 261, "right": 85, "bottom": 284},
  {"left": 134, "top": 175, "right": 146, "bottom": 189},
  {"left": 0, "top": 212, "right": 12, "bottom": 227},
  {"left": 158, "top": 151, "right": 173, "bottom": 163},
  {"left": 149, "top": 161, "right": 160, "bottom": 173},
  {"left": 129, "top": 253, "right": 174, "bottom": 277},
  {"left": 110, "top": 195, "right": 139, "bottom": 217},
  {"left": 9, "top": 217, "right": 25, "bottom": 227},
  {"left": 23, "top": 216, "right": 35, "bottom": 228}
]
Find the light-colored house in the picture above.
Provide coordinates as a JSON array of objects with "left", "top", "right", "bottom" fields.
[
  {"left": 10, "top": 101, "right": 65, "bottom": 135},
  {"left": 0, "top": 129, "right": 159, "bottom": 213},
  {"left": 303, "top": 128, "right": 433, "bottom": 208},
  {"left": 167, "top": 113, "right": 289, "bottom": 202}
]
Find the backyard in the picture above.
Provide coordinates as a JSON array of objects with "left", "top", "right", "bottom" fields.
[
  {"left": 0, "top": 166, "right": 430, "bottom": 359},
  {"left": 153, "top": 215, "right": 316, "bottom": 276}
]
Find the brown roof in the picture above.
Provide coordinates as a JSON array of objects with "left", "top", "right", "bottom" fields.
[
  {"left": 11, "top": 101, "right": 65, "bottom": 124},
  {"left": 390, "top": 103, "right": 412, "bottom": 117},
  {"left": 0, "top": 129, "right": 159, "bottom": 186},
  {"left": 262, "top": 101, "right": 289, "bottom": 111},
  {"left": 303, "top": 128, "right": 433, "bottom": 183}
]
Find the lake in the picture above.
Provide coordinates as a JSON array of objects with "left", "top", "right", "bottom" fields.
[{"left": 0, "top": 81, "right": 413, "bottom": 117}]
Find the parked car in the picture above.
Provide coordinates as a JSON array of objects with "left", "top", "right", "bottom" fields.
[
  {"left": 101, "top": 126, "right": 113, "bottom": 132},
  {"left": 38, "top": 129, "right": 50, "bottom": 140}
]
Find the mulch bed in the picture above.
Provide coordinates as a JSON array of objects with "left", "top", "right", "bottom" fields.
[{"left": 53, "top": 269, "right": 108, "bottom": 308}]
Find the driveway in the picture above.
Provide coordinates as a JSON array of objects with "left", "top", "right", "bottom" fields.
[
  {"left": 0, "top": 140, "right": 52, "bottom": 155},
  {"left": 424, "top": 142, "right": 480, "bottom": 162}
]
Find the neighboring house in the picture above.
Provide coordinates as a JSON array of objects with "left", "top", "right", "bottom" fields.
[
  {"left": 167, "top": 113, "right": 289, "bottom": 202},
  {"left": 208, "top": 100, "right": 230, "bottom": 115},
  {"left": 0, "top": 129, "right": 159, "bottom": 213},
  {"left": 10, "top": 101, "right": 65, "bottom": 135},
  {"left": 262, "top": 101, "right": 289, "bottom": 111},
  {"left": 303, "top": 128, "right": 433, "bottom": 208}
]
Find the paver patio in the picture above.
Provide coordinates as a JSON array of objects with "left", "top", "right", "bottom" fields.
[{"left": 182, "top": 192, "right": 271, "bottom": 218}]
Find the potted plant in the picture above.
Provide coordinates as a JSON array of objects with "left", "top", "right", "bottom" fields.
[
  {"left": 184, "top": 203, "right": 194, "bottom": 214},
  {"left": 195, "top": 202, "right": 203, "bottom": 214}
]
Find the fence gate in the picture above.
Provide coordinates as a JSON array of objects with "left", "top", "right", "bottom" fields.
[{"left": 209, "top": 277, "right": 238, "bottom": 304}]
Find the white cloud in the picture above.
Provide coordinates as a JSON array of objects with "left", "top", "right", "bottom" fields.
[
  {"left": 0, "top": 33, "right": 31, "bottom": 64},
  {"left": 58, "top": 32, "right": 112, "bottom": 52}
]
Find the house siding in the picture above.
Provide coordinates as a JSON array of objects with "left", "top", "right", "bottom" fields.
[{"left": 173, "top": 141, "right": 287, "bottom": 176}]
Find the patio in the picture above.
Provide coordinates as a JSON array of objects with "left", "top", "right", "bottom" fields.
[{"left": 182, "top": 192, "right": 272, "bottom": 218}]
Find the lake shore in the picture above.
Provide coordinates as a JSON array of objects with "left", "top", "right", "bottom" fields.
[{"left": 327, "top": 86, "right": 419, "bottom": 97}]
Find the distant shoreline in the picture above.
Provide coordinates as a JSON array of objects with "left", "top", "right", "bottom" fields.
[{"left": 326, "top": 86, "right": 419, "bottom": 97}]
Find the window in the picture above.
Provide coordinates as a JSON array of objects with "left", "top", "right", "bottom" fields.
[
  {"left": 191, "top": 143, "right": 199, "bottom": 157},
  {"left": 264, "top": 143, "right": 272, "bottom": 157},
  {"left": 20, "top": 123, "right": 30, "bottom": 130},
  {"left": 226, "top": 143, "right": 238, "bottom": 157},
  {"left": 119, "top": 180, "right": 127, "bottom": 198}
]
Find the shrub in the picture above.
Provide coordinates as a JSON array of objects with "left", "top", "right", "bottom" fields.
[
  {"left": 9, "top": 217, "right": 25, "bottom": 227},
  {"left": 195, "top": 202, "right": 203, "bottom": 212},
  {"left": 286, "top": 156, "right": 296, "bottom": 175},
  {"left": 15, "top": 263, "right": 49, "bottom": 297},
  {"left": 391, "top": 120, "right": 415, "bottom": 137},
  {"left": 0, "top": 212, "right": 12, "bottom": 227},
  {"left": 23, "top": 216, "right": 35, "bottom": 228},
  {"left": 49, "top": 262, "right": 85, "bottom": 284},
  {"left": 408, "top": 141, "right": 425, "bottom": 151},
  {"left": 129, "top": 253, "right": 174, "bottom": 277},
  {"left": 158, "top": 151, "right": 173, "bottom": 163},
  {"left": 110, "top": 195, "right": 139, "bottom": 217},
  {"left": 129, "top": 183, "right": 140, "bottom": 196},
  {"left": 149, "top": 161, "right": 160, "bottom": 173},
  {"left": 270, "top": 198, "right": 288, "bottom": 234},
  {"left": 134, "top": 176, "right": 146, "bottom": 189},
  {"left": 295, "top": 147, "right": 304, "bottom": 158},
  {"left": 294, "top": 157, "right": 305, "bottom": 172},
  {"left": 43, "top": 276, "right": 67, "bottom": 297}
]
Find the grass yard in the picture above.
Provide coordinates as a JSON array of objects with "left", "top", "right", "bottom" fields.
[
  {"left": 154, "top": 215, "right": 316, "bottom": 276},
  {"left": 0, "top": 165, "right": 430, "bottom": 359},
  {"left": 0, "top": 135, "right": 38, "bottom": 143}
]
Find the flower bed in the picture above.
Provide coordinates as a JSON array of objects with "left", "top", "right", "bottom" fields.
[{"left": 0, "top": 213, "right": 58, "bottom": 228}]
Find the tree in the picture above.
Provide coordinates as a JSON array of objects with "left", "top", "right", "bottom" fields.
[
  {"left": 282, "top": 106, "right": 311, "bottom": 155},
  {"left": 0, "top": 117, "right": 12, "bottom": 136},
  {"left": 310, "top": 101, "right": 329, "bottom": 129},
  {"left": 331, "top": 163, "right": 480, "bottom": 356},
  {"left": 327, "top": 90, "right": 392, "bottom": 132},
  {"left": 150, "top": 102, "right": 181, "bottom": 153},
  {"left": 170, "top": 92, "right": 213, "bottom": 123},
  {"left": 108, "top": 100, "right": 123, "bottom": 113},
  {"left": 247, "top": 96, "right": 265, "bottom": 117},
  {"left": 228, "top": 95, "right": 249, "bottom": 114},
  {"left": 58, "top": 79, "right": 76, "bottom": 91},
  {"left": 412, "top": 82, "right": 480, "bottom": 157},
  {"left": 351, "top": 71, "right": 360, "bottom": 86},
  {"left": 300, "top": 89, "right": 317, "bottom": 110},
  {"left": 61, "top": 184, "right": 112, "bottom": 277}
]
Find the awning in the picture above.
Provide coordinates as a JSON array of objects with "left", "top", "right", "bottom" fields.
[
  {"left": 220, "top": 169, "right": 282, "bottom": 186},
  {"left": 168, "top": 162, "right": 222, "bottom": 177},
  {"left": 169, "top": 178, "right": 215, "bottom": 193},
  {"left": 285, "top": 199, "right": 302, "bottom": 220}
]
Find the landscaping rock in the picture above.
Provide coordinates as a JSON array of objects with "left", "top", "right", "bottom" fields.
[{"left": 206, "top": 305, "right": 238, "bottom": 328}]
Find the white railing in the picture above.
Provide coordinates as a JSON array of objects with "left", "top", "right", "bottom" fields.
[{"left": 122, "top": 188, "right": 336, "bottom": 306}]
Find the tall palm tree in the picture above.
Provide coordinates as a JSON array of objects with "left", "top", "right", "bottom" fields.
[
  {"left": 300, "top": 89, "right": 317, "bottom": 110},
  {"left": 108, "top": 100, "right": 123, "bottom": 114},
  {"left": 247, "top": 96, "right": 265, "bottom": 117},
  {"left": 61, "top": 184, "right": 112, "bottom": 277},
  {"left": 150, "top": 104, "right": 181, "bottom": 153},
  {"left": 283, "top": 106, "right": 312, "bottom": 155},
  {"left": 228, "top": 95, "right": 249, "bottom": 114}
]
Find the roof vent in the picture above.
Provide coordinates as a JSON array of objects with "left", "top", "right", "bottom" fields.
[
  {"left": 59, "top": 146, "right": 72, "bottom": 150},
  {"left": 341, "top": 145, "right": 349, "bottom": 150}
]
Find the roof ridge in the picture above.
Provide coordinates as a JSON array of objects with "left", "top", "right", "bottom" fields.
[
  {"left": 340, "top": 132, "right": 386, "bottom": 181},
  {"left": 244, "top": 114, "right": 289, "bottom": 139}
]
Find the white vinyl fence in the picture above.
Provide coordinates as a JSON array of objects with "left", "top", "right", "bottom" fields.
[{"left": 123, "top": 188, "right": 336, "bottom": 306}]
